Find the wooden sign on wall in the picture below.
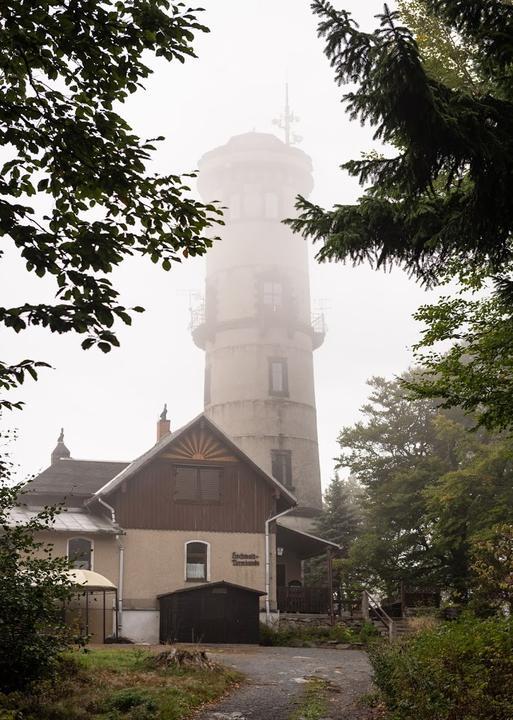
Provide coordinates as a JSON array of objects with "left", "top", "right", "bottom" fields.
[{"left": 232, "top": 552, "right": 260, "bottom": 567}]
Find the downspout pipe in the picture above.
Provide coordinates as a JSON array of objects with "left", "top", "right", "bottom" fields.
[
  {"left": 117, "top": 537, "right": 124, "bottom": 636},
  {"left": 265, "top": 506, "right": 296, "bottom": 625},
  {"left": 97, "top": 496, "right": 116, "bottom": 524},
  {"left": 92, "top": 496, "right": 122, "bottom": 634}
]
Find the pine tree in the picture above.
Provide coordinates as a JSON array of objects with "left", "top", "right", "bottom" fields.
[
  {"left": 288, "top": 1, "right": 513, "bottom": 286},
  {"left": 314, "top": 474, "right": 362, "bottom": 553}
]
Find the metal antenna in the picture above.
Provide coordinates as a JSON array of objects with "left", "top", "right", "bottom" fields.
[{"left": 273, "top": 83, "right": 302, "bottom": 146}]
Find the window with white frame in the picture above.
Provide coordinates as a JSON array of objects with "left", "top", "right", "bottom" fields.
[
  {"left": 269, "top": 358, "right": 289, "bottom": 396},
  {"left": 68, "top": 537, "right": 93, "bottom": 570},
  {"left": 185, "top": 541, "right": 209, "bottom": 581}
]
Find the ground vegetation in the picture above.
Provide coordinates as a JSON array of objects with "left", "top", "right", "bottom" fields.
[
  {"left": 0, "top": 647, "right": 240, "bottom": 720},
  {"left": 369, "top": 615, "right": 513, "bottom": 720}
]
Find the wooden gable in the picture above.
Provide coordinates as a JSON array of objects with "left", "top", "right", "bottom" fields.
[
  {"left": 162, "top": 425, "right": 237, "bottom": 463},
  {"left": 108, "top": 420, "right": 279, "bottom": 533}
]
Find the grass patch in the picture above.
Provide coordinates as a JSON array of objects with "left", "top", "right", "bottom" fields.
[
  {"left": 260, "top": 620, "right": 378, "bottom": 647},
  {"left": 0, "top": 647, "right": 242, "bottom": 720},
  {"left": 289, "top": 678, "right": 330, "bottom": 720}
]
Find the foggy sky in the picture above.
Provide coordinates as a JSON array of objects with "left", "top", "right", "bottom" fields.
[{"left": 2, "top": 0, "right": 436, "bottom": 489}]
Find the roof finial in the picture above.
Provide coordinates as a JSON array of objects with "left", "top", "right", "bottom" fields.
[
  {"left": 273, "top": 83, "right": 302, "bottom": 146},
  {"left": 51, "top": 427, "right": 70, "bottom": 465},
  {"left": 160, "top": 403, "right": 168, "bottom": 421}
]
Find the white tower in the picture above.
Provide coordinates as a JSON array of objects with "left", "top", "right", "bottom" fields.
[{"left": 194, "top": 132, "right": 325, "bottom": 515}]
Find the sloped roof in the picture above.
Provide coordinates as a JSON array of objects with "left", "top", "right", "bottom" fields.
[
  {"left": 276, "top": 522, "right": 340, "bottom": 559},
  {"left": 93, "top": 413, "right": 297, "bottom": 507},
  {"left": 157, "top": 580, "right": 265, "bottom": 598},
  {"left": 25, "top": 459, "right": 129, "bottom": 498},
  {"left": 8, "top": 506, "right": 121, "bottom": 534}
]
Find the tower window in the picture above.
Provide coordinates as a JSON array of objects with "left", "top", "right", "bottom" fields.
[
  {"left": 185, "top": 541, "right": 209, "bottom": 581},
  {"left": 271, "top": 450, "right": 293, "bottom": 489},
  {"left": 269, "top": 358, "right": 289, "bottom": 396},
  {"left": 68, "top": 537, "right": 93, "bottom": 570},
  {"left": 263, "top": 281, "right": 282, "bottom": 310},
  {"left": 174, "top": 466, "right": 222, "bottom": 502}
]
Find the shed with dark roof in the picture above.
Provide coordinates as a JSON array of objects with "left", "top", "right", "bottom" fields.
[{"left": 158, "top": 581, "right": 265, "bottom": 644}]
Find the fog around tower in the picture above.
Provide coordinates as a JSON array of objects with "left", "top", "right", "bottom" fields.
[{"left": 1, "top": 0, "right": 437, "bottom": 489}]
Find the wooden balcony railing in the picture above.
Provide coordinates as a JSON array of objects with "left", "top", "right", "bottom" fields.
[{"left": 277, "top": 586, "right": 330, "bottom": 614}]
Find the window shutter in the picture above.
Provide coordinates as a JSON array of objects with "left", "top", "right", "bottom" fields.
[
  {"left": 175, "top": 466, "right": 198, "bottom": 500},
  {"left": 200, "top": 468, "right": 220, "bottom": 501}
]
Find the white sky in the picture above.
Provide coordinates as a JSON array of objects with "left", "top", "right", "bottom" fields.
[{"left": 2, "top": 0, "right": 437, "bottom": 489}]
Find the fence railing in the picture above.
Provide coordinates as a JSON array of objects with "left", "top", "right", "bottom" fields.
[
  {"left": 362, "top": 590, "right": 396, "bottom": 642},
  {"left": 277, "top": 586, "right": 330, "bottom": 614}
]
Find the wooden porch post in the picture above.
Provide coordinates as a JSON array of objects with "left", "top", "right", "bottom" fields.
[{"left": 327, "top": 548, "right": 335, "bottom": 625}]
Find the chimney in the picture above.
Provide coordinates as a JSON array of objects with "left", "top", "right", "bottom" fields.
[
  {"left": 157, "top": 404, "right": 171, "bottom": 442},
  {"left": 51, "top": 428, "right": 70, "bottom": 464}
]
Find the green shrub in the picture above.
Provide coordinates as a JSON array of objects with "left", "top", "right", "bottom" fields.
[
  {"left": 358, "top": 620, "right": 380, "bottom": 643},
  {"left": 259, "top": 621, "right": 359, "bottom": 647},
  {"left": 106, "top": 688, "right": 157, "bottom": 713},
  {"left": 0, "top": 482, "right": 80, "bottom": 693},
  {"left": 369, "top": 615, "right": 513, "bottom": 720}
]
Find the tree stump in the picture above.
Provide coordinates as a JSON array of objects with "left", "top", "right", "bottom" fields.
[{"left": 152, "top": 648, "right": 215, "bottom": 670}]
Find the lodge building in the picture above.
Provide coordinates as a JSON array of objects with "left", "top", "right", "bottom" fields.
[{"left": 17, "top": 413, "right": 336, "bottom": 643}]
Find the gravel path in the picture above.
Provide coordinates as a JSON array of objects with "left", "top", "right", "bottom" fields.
[{"left": 194, "top": 645, "right": 373, "bottom": 720}]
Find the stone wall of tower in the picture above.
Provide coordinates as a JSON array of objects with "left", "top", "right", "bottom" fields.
[{"left": 196, "top": 133, "right": 323, "bottom": 511}]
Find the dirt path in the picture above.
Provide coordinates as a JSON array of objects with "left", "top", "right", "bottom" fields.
[{"left": 194, "top": 645, "right": 374, "bottom": 720}]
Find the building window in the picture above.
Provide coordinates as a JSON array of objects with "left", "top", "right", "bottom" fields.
[
  {"left": 174, "top": 466, "right": 222, "bottom": 502},
  {"left": 269, "top": 358, "right": 289, "bottom": 396},
  {"left": 185, "top": 541, "right": 209, "bottom": 581},
  {"left": 271, "top": 450, "right": 293, "bottom": 489},
  {"left": 204, "top": 365, "right": 211, "bottom": 405},
  {"left": 68, "top": 537, "right": 93, "bottom": 570},
  {"left": 263, "top": 281, "right": 282, "bottom": 311}
]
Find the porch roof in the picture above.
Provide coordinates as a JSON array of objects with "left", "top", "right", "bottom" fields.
[
  {"left": 276, "top": 524, "right": 340, "bottom": 559},
  {"left": 8, "top": 506, "right": 121, "bottom": 534}
]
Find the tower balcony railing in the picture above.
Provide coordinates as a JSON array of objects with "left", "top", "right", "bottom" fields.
[
  {"left": 311, "top": 311, "right": 326, "bottom": 350},
  {"left": 190, "top": 300, "right": 326, "bottom": 350}
]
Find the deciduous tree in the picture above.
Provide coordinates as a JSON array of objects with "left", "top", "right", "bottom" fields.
[{"left": 0, "top": 1, "right": 221, "bottom": 409}]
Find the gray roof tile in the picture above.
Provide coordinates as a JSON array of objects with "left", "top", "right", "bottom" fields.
[{"left": 25, "top": 458, "right": 129, "bottom": 499}]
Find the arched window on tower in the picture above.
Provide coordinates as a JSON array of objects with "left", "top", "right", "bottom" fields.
[
  {"left": 185, "top": 541, "right": 209, "bottom": 582},
  {"left": 68, "top": 537, "right": 93, "bottom": 570}
]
